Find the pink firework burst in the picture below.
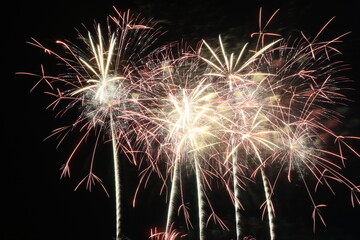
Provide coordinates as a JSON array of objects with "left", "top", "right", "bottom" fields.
[
  {"left": 197, "top": 9, "right": 360, "bottom": 239},
  {"left": 250, "top": 11, "right": 360, "bottom": 238},
  {"left": 19, "top": 8, "right": 164, "bottom": 240},
  {"left": 134, "top": 43, "right": 232, "bottom": 239}
]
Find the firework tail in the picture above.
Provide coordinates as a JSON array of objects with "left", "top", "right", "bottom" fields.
[
  {"left": 232, "top": 148, "right": 241, "bottom": 240},
  {"left": 110, "top": 113, "right": 122, "bottom": 240},
  {"left": 165, "top": 155, "right": 180, "bottom": 237},
  {"left": 260, "top": 167, "right": 275, "bottom": 240},
  {"left": 194, "top": 154, "right": 205, "bottom": 240},
  {"left": 165, "top": 154, "right": 206, "bottom": 240}
]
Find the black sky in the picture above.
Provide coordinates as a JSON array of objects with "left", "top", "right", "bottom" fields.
[{"left": 8, "top": 1, "right": 360, "bottom": 240}]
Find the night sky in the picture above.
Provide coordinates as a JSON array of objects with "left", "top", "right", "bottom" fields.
[{"left": 8, "top": 0, "right": 360, "bottom": 240}]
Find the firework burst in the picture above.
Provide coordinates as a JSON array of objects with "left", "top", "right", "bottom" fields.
[
  {"left": 249, "top": 11, "right": 360, "bottom": 239},
  {"left": 196, "top": 9, "right": 360, "bottom": 240},
  {"left": 136, "top": 45, "right": 232, "bottom": 239},
  {"left": 257, "top": 33, "right": 360, "bottom": 228},
  {"left": 199, "top": 36, "right": 281, "bottom": 240},
  {"left": 20, "top": 8, "right": 163, "bottom": 240}
]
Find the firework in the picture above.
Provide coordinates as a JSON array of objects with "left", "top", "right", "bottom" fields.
[
  {"left": 150, "top": 224, "right": 188, "bottom": 240},
  {"left": 20, "top": 5, "right": 360, "bottom": 240},
  {"left": 20, "top": 8, "right": 163, "bottom": 240},
  {"left": 199, "top": 35, "right": 281, "bottom": 240},
  {"left": 255, "top": 29, "right": 360, "bottom": 230},
  {"left": 197, "top": 9, "right": 360, "bottom": 240},
  {"left": 249, "top": 11, "right": 360, "bottom": 238},
  {"left": 137, "top": 44, "right": 231, "bottom": 239}
]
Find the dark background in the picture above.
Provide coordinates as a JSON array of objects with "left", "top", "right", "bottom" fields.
[{"left": 8, "top": 0, "right": 360, "bottom": 240}]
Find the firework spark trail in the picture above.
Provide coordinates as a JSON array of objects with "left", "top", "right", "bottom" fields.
[
  {"left": 231, "top": 138, "right": 241, "bottom": 240},
  {"left": 110, "top": 113, "right": 122, "bottom": 239},
  {"left": 165, "top": 154, "right": 181, "bottom": 236},
  {"left": 259, "top": 167, "right": 275, "bottom": 240},
  {"left": 20, "top": 8, "right": 163, "bottom": 240}
]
